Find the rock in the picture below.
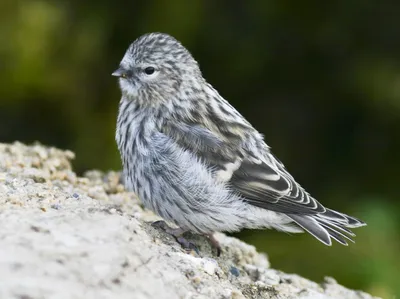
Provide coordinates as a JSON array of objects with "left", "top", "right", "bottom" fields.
[{"left": 0, "top": 142, "right": 380, "bottom": 299}]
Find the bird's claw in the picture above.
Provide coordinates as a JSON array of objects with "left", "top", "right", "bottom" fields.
[
  {"left": 176, "top": 237, "right": 200, "bottom": 255},
  {"left": 207, "top": 233, "right": 222, "bottom": 257},
  {"left": 152, "top": 221, "right": 221, "bottom": 256},
  {"left": 152, "top": 220, "right": 170, "bottom": 231},
  {"left": 152, "top": 220, "right": 199, "bottom": 253}
]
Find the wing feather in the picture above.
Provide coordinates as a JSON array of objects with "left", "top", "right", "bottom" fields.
[
  {"left": 161, "top": 120, "right": 327, "bottom": 216},
  {"left": 230, "top": 158, "right": 326, "bottom": 215}
]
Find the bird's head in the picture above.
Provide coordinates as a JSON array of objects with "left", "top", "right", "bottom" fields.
[{"left": 113, "top": 33, "right": 202, "bottom": 103}]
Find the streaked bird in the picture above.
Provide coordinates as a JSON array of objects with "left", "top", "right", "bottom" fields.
[{"left": 113, "top": 32, "right": 366, "bottom": 253}]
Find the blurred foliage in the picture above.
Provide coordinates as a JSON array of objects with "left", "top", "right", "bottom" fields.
[{"left": 1, "top": 0, "right": 399, "bottom": 297}]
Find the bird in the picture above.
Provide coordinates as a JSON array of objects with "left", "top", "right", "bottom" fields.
[{"left": 112, "top": 32, "right": 366, "bottom": 253}]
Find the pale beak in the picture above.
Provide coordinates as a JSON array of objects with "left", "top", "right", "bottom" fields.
[{"left": 112, "top": 68, "right": 127, "bottom": 78}]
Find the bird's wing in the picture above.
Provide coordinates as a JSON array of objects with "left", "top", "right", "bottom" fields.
[
  {"left": 160, "top": 121, "right": 243, "bottom": 172},
  {"left": 230, "top": 152, "right": 326, "bottom": 215},
  {"left": 162, "top": 121, "right": 325, "bottom": 215}
]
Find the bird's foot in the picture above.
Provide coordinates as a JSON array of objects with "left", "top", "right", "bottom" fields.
[
  {"left": 206, "top": 233, "right": 222, "bottom": 257},
  {"left": 151, "top": 220, "right": 186, "bottom": 236},
  {"left": 151, "top": 220, "right": 199, "bottom": 254}
]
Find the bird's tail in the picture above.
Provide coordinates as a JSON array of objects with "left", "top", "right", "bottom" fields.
[{"left": 288, "top": 209, "right": 366, "bottom": 246}]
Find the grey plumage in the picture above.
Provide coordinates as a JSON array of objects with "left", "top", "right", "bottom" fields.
[{"left": 113, "top": 32, "right": 366, "bottom": 246}]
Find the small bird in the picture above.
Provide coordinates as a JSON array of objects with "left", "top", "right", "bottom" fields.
[{"left": 113, "top": 32, "right": 366, "bottom": 253}]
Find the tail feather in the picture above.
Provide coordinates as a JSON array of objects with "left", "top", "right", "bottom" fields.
[
  {"left": 315, "top": 216, "right": 356, "bottom": 237},
  {"left": 288, "top": 209, "right": 366, "bottom": 246},
  {"left": 319, "top": 223, "right": 354, "bottom": 246},
  {"left": 318, "top": 208, "right": 366, "bottom": 228},
  {"left": 288, "top": 214, "right": 332, "bottom": 246}
]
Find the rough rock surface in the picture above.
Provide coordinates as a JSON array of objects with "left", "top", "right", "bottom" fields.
[{"left": 0, "top": 142, "right": 378, "bottom": 299}]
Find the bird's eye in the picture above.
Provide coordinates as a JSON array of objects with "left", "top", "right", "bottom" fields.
[{"left": 144, "top": 67, "right": 155, "bottom": 75}]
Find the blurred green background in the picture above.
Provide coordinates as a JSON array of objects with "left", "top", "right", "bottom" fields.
[{"left": 1, "top": 0, "right": 399, "bottom": 297}]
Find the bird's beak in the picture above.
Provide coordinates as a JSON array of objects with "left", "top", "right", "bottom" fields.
[{"left": 112, "top": 68, "right": 127, "bottom": 78}]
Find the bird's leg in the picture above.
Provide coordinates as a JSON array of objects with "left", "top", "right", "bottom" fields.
[
  {"left": 206, "top": 233, "right": 222, "bottom": 256},
  {"left": 151, "top": 220, "right": 198, "bottom": 253}
]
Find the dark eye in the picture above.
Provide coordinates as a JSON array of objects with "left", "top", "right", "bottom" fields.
[{"left": 144, "top": 67, "right": 155, "bottom": 75}]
